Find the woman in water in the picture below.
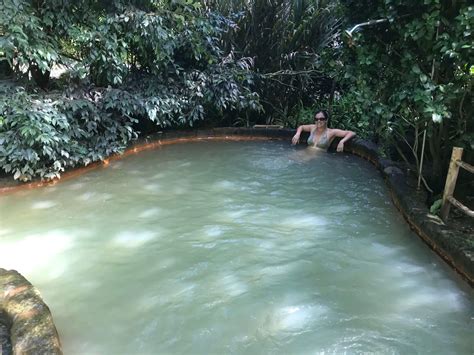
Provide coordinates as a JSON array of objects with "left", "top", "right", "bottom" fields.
[{"left": 291, "top": 110, "right": 356, "bottom": 152}]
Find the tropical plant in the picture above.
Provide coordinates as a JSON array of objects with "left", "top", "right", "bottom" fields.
[
  {"left": 0, "top": 84, "right": 138, "bottom": 181},
  {"left": 202, "top": 0, "right": 344, "bottom": 126},
  {"left": 334, "top": 0, "right": 473, "bottom": 191},
  {"left": 0, "top": 0, "right": 261, "bottom": 181}
]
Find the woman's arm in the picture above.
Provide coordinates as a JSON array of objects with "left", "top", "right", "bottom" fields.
[
  {"left": 292, "top": 124, "right": 315, "bottom": 145},
  {"left": 330, "top": 129, "right": 356, "bottom": 152}
]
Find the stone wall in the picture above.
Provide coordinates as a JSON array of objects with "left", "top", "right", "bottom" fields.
[{"left": 0, "top": 269, "right": 62, "bottom": 355}]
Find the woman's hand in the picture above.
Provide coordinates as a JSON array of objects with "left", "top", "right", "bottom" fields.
[
  {"left": 333, "top": 130, "right": 355, "bottom": 152},
  {"left": 292, "top": 133, "right": 300, "bottom": 145},
  {"left": 337, "top": 141, "right": 344, "bottom": 152}
]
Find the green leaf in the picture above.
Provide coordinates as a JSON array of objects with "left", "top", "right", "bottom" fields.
[
  {"left": 412, "top": 65, "right": 421, "bottom": 74},
  {"left": 430, "top": 199, "right": 442, "bottom": 214}
]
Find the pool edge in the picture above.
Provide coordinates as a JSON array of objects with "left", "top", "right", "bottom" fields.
[
  {"left": 1, "top": 127, "right": 472, "bottom": 352},
  {"left": 1, "top": 127, "right": 472, "bottom": 288}
]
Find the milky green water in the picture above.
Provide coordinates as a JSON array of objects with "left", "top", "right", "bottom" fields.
[{"left": 0, "top": 141, "right": 472, "bottom": 354}]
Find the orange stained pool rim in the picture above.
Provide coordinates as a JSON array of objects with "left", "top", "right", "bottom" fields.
[{"left": 0, "top": 135, "right": 283, "bottom": 195}]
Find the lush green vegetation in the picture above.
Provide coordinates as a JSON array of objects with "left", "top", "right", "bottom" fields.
[
  {"left": 336, "top": 0, "right": 473, "bottom": 192},
  {"left": 0, "top": 0, "right": 472, "bottom": 197},
  {"left": 0, "top": 0, "right": 260, "bottom": 181}
]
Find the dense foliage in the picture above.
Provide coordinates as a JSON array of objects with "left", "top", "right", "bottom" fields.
[
  {"left": 0, "top": 84, "right": 138, "bottom": 180},
  {"left": 203, "top": 0, "right": 343, "bottom": 125},
  {"left": 0, "top": 0, "right": 260, "bottom": 181},
  {"left": 333, "top": 0, "right": 473, "bottom": 190}
]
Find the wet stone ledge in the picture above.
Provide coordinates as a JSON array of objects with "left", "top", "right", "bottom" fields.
[{"left": 0, "top": 269, "right": 62, "bottom": 355}]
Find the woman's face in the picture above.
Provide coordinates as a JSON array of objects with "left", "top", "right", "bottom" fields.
[{"left": 314, "top": 113, "right": 327, "bottom": 127}]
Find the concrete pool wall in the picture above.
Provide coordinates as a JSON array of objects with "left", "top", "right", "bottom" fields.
[{"left": 0, "top": 127, "right": 472, "bottom": 353}]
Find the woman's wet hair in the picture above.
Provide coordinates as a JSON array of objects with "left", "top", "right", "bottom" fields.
[{"left": 314, "top": 110, "right": 329, "bottom": 121}]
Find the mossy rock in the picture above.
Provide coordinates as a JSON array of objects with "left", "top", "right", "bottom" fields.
[{"left": 0, "top": 269, "right": 62, "bottom": 355}]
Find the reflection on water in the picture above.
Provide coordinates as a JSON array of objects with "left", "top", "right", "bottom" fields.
[{"left": 0, "top": 141, "right": 472, "bottom": 354}]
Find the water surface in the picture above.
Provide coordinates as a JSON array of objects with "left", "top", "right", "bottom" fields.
[{"left": 0, "top": 141, "right": 472, "bottom": 354}]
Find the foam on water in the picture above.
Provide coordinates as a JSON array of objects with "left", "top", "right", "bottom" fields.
[
  {"left": 391, "top": 261, "right": 426, "bottom": 274},
  {"left": 263, "top": 303, "right": 329, "bottom": 334},
  {"left": 151, "top": 172, "right": 166, "bottom": 179},
  {"left": 251, "top": 157, "right": 292, "bottom": 171},
  {"left": 31, "top": 200, "right": 57, "bottom": 209},
  {"left": 77, "top": 191, "right": 96, "bottom": 201},
  {"left": 370, "top": 241, "right": 404, "bottom": 256},
  {"left": 279, "top": 214, "right": 328, "bottom": 229},
  {"left": 216, "top": 273, "right": 248, "bottom": 298},
  {"left": 214, "top": 180, "right": 237, "bottom": 190},
  {"left": 394, "top": 287, "right": 464, "bottom": 313},
  {"left": 143, "top": 183, "right": 162, "bottom": 192},
  {"left": 257, "top": 263, "right": 298, "bottom": 278},
  {"left": 222, "top": 208, "right": 253, "bottom": 220},
  {"left": 111, "top": 230, "right": 159, "bottom": 248},
  {"left": 203, "top": 225, "right": 224, "bottom": 237},
  {"left": 138, "top": 207, "right": 162, "bottom": 218}
]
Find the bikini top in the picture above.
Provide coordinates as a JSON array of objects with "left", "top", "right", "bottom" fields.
[{"left": 307, "top": 129, "right": 331, "bottom": 150}]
